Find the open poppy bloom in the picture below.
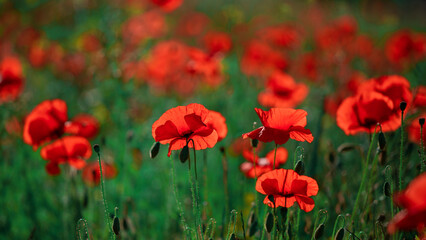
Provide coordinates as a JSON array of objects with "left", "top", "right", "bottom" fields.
[
  {"left": 258, "top": 71, "right": 309, "bottom": 108},
  {"left": 0, "top": 56, "right": 24, "bottom": 103},
  {"left": 150, "top": 0, "right": 182, "bottom": 12},
  {"left": 152, "top": 103, "right": 218, "bottom": 156},
  {"left": 40, "top": 136, "right": 92, "bottom": 175},
  {"left": 206, "top": 110, "right": 227, "bottom": 142},
  {"left": 240, "top": 147, "right": 288, "bottom": 178},
  {"left": 64, "top": 114, "right": 100, "bottom": 139},
  {"left": 23, "top": 99, "right": 68, "bottom": 149},
  {"left": 242, "top": 108, "right": 313, "bottom": 145},
  {"left": 82, "top": 161, "right": 117, "bottom": 186},
  {"left": 256, "top": 169, "right": 319, "bottom": 212},
  {"left": 388, "top": 173, "right": 426, "bottom": 238}
]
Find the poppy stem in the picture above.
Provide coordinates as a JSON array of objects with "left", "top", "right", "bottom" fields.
[
  {"left": 351, "top": 124, "right": 379, "bottom": 225},
  {"left": 420, "top": 121, "right": 425, "bottom": 173},
  {"left": 252, "top": 145, "right": 259, "bottom": 218},
  {"left": 94, "top": 146, "right": 115, "bottom": 240},
  {"left": 187, "top": 139, "right": 202, "bottom": 240},
  {"left": 221, "top": 148, "right": 230, "bottom": 224},
  {"left": 170, "top": 152, "right": 190, "bottom": 238},
  {"left": 399, "top": 109, "right": 405, "bottom": 190}
]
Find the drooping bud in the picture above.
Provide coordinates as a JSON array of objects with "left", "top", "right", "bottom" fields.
[
  {"left": 113, "top": 216, "right": 120, "bottom": 235},
  {"left": 93, "top": 144, "right": 100, "bottom": 154},
  {"left": 180, "top": 145, "right": 189, "bottom": 163},
  {"left": 334, "top": 228, "right": 344, "bottom": 240},
  {"left": 294, "top": 160, "right": 305, "bottom": 175},
  {"left": 150, "top": 142, "right": 160, "bottom": 159},
  {"left": 314, "top": 224, "right": 324, "bottom": 239},
  {"left": 378, "top": 132, "right": 386, "bottom": 150},
  {"left": 383, "top": 182, "right": 391, "bottom": 197},
  {"left": 265, "top": 212, "right": 274, "bottom": 233},
  {"left": 251, "top": 139, "right": 259, "bottom": 148},
  {"left": 399, "top": 101, "right": 407, "bottom": 112}
]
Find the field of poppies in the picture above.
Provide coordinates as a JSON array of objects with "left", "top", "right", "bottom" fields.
[{"left": 1, "top": 0, "right": 426, "bottom": 239}]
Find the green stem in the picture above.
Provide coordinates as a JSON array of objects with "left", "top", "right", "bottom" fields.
[
  {"left": 420, "top": 124, "right": 425, "bottom": 173},
  {"left": 351, "top": 125, "right": 378, "bottom": 223},
  {"left": 187, "top": 141, "right": 202, "bottom": 240},
  {"left": 96, "top": 150, "right": 115, "bottom": 239},
  {"left": 273, "top": 144, "right": 278, "bottom": 170},
  {"left": 252, "top": 146, "right": 259, "bottom": 218},
  {"left": 171, "top": 153, "right": 190, "bottom": 238}
]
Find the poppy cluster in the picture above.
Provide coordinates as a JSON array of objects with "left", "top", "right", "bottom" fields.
[
  {"left": 256, "top": 169, "right": 319, "bottom": 212},
  {"left": 336, "top": 75, "right": 412, "bottom": 135},
  {"left": 23, "top": 99, "right": 100, "bottom": 175},
  {"left": 240, "top": 147, "right": 288, "bottom": 178},
  {"left": 152, "top": 103, "right": 227, "bottom": 157},
  {"left": 388, "top": 173, "right": 426, "bottom": 237}
]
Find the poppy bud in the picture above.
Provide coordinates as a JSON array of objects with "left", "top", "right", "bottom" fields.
[
  {"left": 267, "top": 195, "right": 275, "bottom": 206},
  {"left": 294, "top": 160, "right": 305, "bottom": 175},
  {"left": 383, "top": 182, "right": 391, "bottom": 197},
  {"left": 249, "top": 219, "right": 258, "bottom": 237},
  {"left": 230, "top": 233, "right": 236, "bottom": 240},
  {"left": 251, "top": 139, "right": 259, "bottom": 148},
  {"left": 420, "top": 118, "right": 425, "bottom": 126},
  {"left": 334, "top": 228, "right": 344, "bottom": 240},
  {"left": 180, "top": 145, "right": 189, "bottom": 163},
  {"left": 378, "top": 132, "right": 386, "bottom": 150},
  {"left": 399, "top": 101, "right": 407, "bottom": 112},
  {"left": 93, "top": 144, "right": 100, "bottom": 154},
  {"left": 328, "top": 152, "right": 335, "bottom": 164},
  {"left": 265, "top": 212, "right": 274, "bottom": 233},
  {"left": 377, "top": 214, "right": 385, "bottom": 223},
  {"left": 150, "top": 142, "right": 160, "bottom": 159},
  {"left": 314, "top": 224, "right": 324, "bottom": 239},
  {"left": 113, "top": 216, "right": 120, "bottom": 235}
]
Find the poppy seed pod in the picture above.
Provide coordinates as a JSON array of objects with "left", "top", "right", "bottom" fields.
[
  {"left": 94, "top": 144, "right": 100, "bottom": 154},
  {"left": 180, "top": 145, "right": 189, "bottom": 163},
  {"left": 150, "top": 142, "right": 160, "bottom": 159},
  {"left": 399, "top": 101, "right": 407, "bottom": 111},
  {"left": 420, "top": 118, "right": 425, "bottom": 126}
]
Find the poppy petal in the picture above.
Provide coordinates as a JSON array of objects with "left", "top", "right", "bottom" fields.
[
  {"left": 289, "top": 126, "right": 314, "bottom": 143},
  {"left": 295, "top": 195, "right": 315, "bottom": 212}
]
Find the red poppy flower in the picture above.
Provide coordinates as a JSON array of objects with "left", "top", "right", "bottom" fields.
[
  {"left": 150, "top": 0, "right": 182, "bottom": 12},
  {"left": 28, "top": 43, "right": 47, "bottom": 68},
  {"left": 0, "top": 56, "right": 24, "bottom": 103},
  {"left": 152, "top": 103, "right": 218, "bottom": 156},
  {"left": 256, "top": 169, "right": 319, "bottom": 212},
  {"left": 408, "top": 114, "right": 426, "bottom": 145},
  {"left": 80, "top": 33, "right": 102, "bottom": 53},
  {"left": 40, "top": 136, "right": 92, "bottom": 175},
  {"left": 336, "top": 91, "right": 400, "bottom": 135},
  {"left": 187, "top": 47, "right": 223, "bottom": 87},
  {"left": 176, "top": 12, "right": 209, "bottom": 37},
  {"left": 241, "top": 40, "right": 288, "bottom": 77},
  {"left": 206, "top": 110, "right": 227, "bottom": 142},
  {"left": 242, "top": 108, "right": 314, "bottom": 145},
  {"left": 240, "top": 147, "right": 288, "bottom": 178},
  {"left": 122, "top": 10, "right": 166, "bottom": 47},
  {"left": 256, "top": 24, "right": 301, "bottom": 49},
  {"left": 65, "top": 114, "right": 100, "bottom": 139},
  {"left": 413, "top": 86, "right": 426, "bottom": 109},
  {"left": 258, "top": 71, "right": 309, "bottom": 108},
  {"left": 388, "top": 173, "right": 426, "bottom": 237},
  {"left": 385, "top": 30, "right": 426, "bottom": 68},
  {"left": 82, "top": 161, "right": 117, "bottom": 186},
  {"left": 23, "top": 99, "right": 68, "bottom": 148},
  {"left": 202, "top": 31, "right": 232, "bottom": 55}
]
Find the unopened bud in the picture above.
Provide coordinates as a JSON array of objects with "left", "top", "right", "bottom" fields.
[
  {"left": 251, "top": 139, "right": 259, "bottom": 148},
  {"left": 383, "top": 182, "right": 391, "bottom": 197},
  {"left": 93, "top": 144, "right": 100, "bottom": 154},
  {"left": 314, "top": 224, "right": 324, "bottom": 239},
  {"left": 419, "top": 118, "right": 425, "bottom": 126},
  {"left": 334, "top": 228, "right": 344, "bottom": 240},
  {"left": 378, "top": 132, "right": 386, "bottom": 150},
  {"left": 113, "top": 216, "right": 120, "bottom": 235},
  {"left": 150, "top": 142, "right": 160, "bottom": 159},
  {"left": 294, "top": 160, "right": 305, "bottom": 175},
  {"left": 180, "top": 145, "right": 189, "bottom": 163},
  {"left": 399, "top": 101, "right": 407, "bottom": 112},
  {"left": 265, "top": 212, "right": 274, "bottom": 233}
]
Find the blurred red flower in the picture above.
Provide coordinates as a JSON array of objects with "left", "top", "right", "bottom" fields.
[
  {"left": 122, "top": 10, "right": 166, "bottom": 47},
  {"left": 40, "top": 136, "right": 92, "bottom": 175},
  {"left": 82, "top": 161, "right": 117, "bottom": 186},
  {"left": 243, "top": 108, "right": 313, "bottom": 145},
  {"left": 65, "top": 114, "right": 100, "bottom": 140},
  {"left": 187, "top": 47, "right": 224, "bottom": 87},
  {"left": 23, "top": 99, "right": 68, "bottom": 148},
  {"left": 202, "top": 31, "right": 232, "bottom": 55},
  {"left": 240, "top": 147, "right": 288, "bottom": 178},
  {"left": 257, "top": 24, "right": 301, "bottom": 49},
  {"left": 258, "top": 71, "right": 308, "bottom": 108},
  {"left": 413, "top": 86, "right": 426, "bottom": 109},
  {"left": 256, "top": 169, "right": 318, "bottom": 212},
  {"left": 408, "top": 114, "right": 426, "bottom": 145},
  {"left": 152, "top": 103, "right": 218, "bottom": 156},
  {"left": 150, "top": 0, "right": 182, "bottom": 12},
  {"left": 241, "top": 40, "right": 288, "bottom": 77},
  {"left": 0, "top": 56, "right": 24, "bottom": 103},
  {"left": 385, "top": 30, "right": 426, "bottom": 69},
  {"left": 388, "top": 173, "right": 426, "bottom": 238},
  {"left": 337, "top": 75, "right": 412, "bottom": 135},
  {"left": 28, "top": 43, "right": 47, "bottom": 68},
  {"left": 206, "top": 110, "right": 227, "bottom": 142},
  {"left": 229, "top": 137, "right": 263, "bottom": 157}
]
